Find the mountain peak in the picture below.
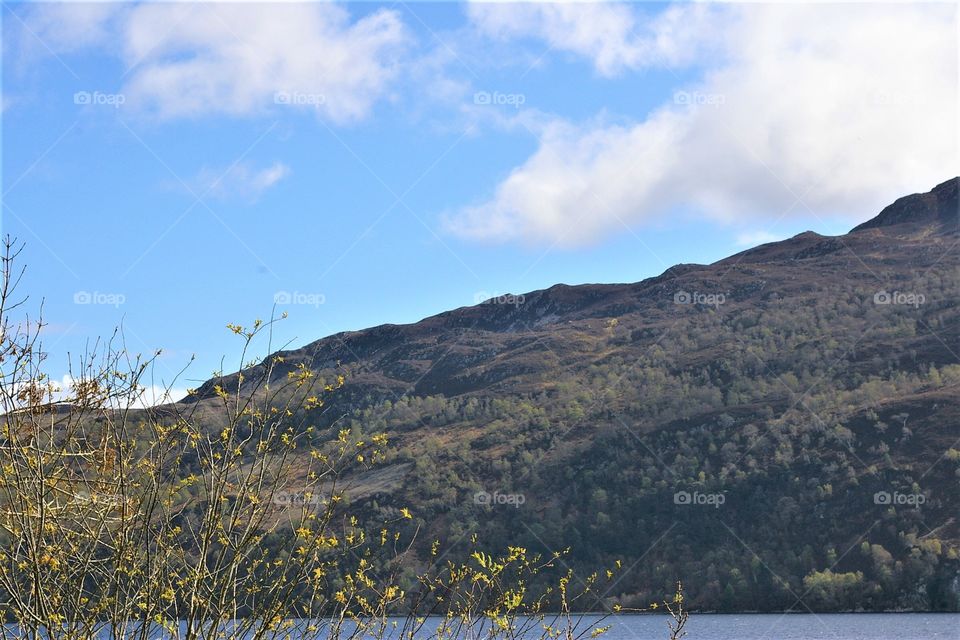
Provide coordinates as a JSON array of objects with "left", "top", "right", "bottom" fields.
[{"left": 851, "top": 177, "right": 958, "bottom": 234}]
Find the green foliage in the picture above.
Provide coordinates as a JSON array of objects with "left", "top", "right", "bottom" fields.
[{"left": 290, "top": 264, "right": 960, "bottom": 613}]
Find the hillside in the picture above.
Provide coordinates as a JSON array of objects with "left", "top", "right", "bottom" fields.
[{"left": 183, "top": 177, "right": 960, "bottom": 612}]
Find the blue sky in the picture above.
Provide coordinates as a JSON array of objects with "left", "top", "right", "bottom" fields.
[{"left": 2, "top": 2, "right": 956, "bottom": 400}]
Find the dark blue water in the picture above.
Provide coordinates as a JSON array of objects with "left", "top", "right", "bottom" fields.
[
  {"left": 598, "top": 613, "right": 959, "bottom": 640},
  {"left": 10, "top": 613, "right": 954, "bottom": 640},
  {"left": 356, "top": 613, "right": 960, "bottom": 640}
]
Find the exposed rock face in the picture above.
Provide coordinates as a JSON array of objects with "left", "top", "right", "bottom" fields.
[{"left": 851, "top": 177, "right": 958, "bottom": 233}]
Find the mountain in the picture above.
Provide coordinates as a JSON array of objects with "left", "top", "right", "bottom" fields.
[
  {"left": 185, "top": 178, "right": 960, "bottom": 612},
  {"left": 852, "top": 177, "right": 958, "bottom": 233}
]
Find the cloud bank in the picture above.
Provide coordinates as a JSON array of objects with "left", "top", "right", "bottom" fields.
[
  {"left": 448, "top": 3, "right": 959, "bottom": 246},
  {"left": 17, "top": 2, "right": 959, "bottom": 246},
  {"left": 467, "top": 1, "right": 718, "bottom": 76},
  {"left": 24, "top": 2, "right": 409, "bottom": 123}
]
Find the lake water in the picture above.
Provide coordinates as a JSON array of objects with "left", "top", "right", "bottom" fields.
[
  {"left": 12, "top": 613, "right": 954, "bottom": 640},
  {"left": 360, "top": 613, "right": 960, "bottom": 640},
  {"left": 596, "top": 613, "right": 959, "bottom": 640}
]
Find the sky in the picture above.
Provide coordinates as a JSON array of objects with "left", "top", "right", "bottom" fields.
[{"left": 1, "top": 1, "right": 957, "bottom": 403}]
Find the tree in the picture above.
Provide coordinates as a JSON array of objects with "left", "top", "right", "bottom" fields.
[{"left": 0, "top": 240, "right": 677, "bottom": 639}]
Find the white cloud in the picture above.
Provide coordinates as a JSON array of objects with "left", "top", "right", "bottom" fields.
[
  {"left": 23, "top": 3, "right": 409, "bottom": 123},
  {"left": 42, "top": 375, "right": 187, "bottom": 409},
  {"left": 191, "top": 161, "right": 291, "bottom": 202},
  {"left": 250, "top": 162, "right": 290, "bottom": 193},
  {"left": 467, "top": 1, "right": 719, "bottom": 76},
  {"left": 134, "top": 384, "right": 189, "bottom": 408},
  {"left": 17, "top": 2, "right": 121, "bottom": 54},
  {"left": 448, "top": 3, "right": 959, "bottom": 246},
  {"left": 735, "top": 230, "right": 786, "bottom": 248}
]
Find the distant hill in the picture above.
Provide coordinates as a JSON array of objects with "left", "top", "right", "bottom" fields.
[{"left": 184, "top": 178, "right": 960, "bottom": 612}]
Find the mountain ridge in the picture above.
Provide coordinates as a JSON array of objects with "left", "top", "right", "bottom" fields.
[
  {"left": 851, "top": 177, "right": 959, "bottom": 233},
  {"left": 192, "top": 177, "right": 959, "bottom": 406},
  {"left": 179, "top": 178, "right": 960, "bottom": 612}
]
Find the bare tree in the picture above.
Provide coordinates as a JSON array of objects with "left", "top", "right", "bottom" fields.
[{"left": 0, "top": 238, "right": 684, "bottom": 640}]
